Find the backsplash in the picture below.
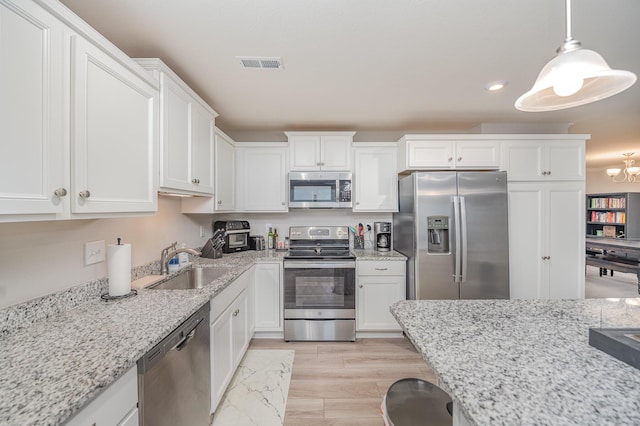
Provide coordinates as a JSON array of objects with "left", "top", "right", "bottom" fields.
[{"left": 0, "top": 260, "right": 159, "bottom": 336}]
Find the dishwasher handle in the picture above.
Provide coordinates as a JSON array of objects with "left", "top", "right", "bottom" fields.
[{"left": 172, "top": 318, "right": 202, "bottom": 352}]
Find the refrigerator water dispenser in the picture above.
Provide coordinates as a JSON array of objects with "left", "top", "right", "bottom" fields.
[{"left": 427, "top": 216, "right": 449, "bottom": 254}]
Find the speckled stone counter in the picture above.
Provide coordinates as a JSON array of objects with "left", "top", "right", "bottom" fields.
[
  {"left": 352, "top": 249, "right": 406, "bottom": 261},
  {"left": 391, "top": 299, "right": 640, "bottom": 425},
  {"left": 0, "top": 250, "right": 284, "bottom": 426}
]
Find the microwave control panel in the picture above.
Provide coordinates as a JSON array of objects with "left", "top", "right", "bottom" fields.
[{"left": 339, "top": 180, "right": 352, "bottom": 202}]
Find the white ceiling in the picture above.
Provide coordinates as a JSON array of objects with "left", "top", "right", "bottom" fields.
[{"left": 59, "top": 0, "right": 640, "bottom": 169}]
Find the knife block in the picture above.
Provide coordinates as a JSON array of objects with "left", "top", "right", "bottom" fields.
[{"left": 200, "top": 238, "right": 223, "bottom": 259}]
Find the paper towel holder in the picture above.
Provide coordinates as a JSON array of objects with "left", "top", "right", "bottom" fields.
[{"left": 101, "top": 289, "right": 138, "bottom": 301}]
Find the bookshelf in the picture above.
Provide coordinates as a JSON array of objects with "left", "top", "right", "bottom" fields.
[{"left": 586, "top": 193, "right": 640, "bottom": 239}]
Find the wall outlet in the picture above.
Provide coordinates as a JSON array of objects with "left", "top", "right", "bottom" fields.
[{"left": 85, "top": 240, "right": 106, "bottom": 265}]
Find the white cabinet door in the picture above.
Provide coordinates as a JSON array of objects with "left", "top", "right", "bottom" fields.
[
  {"left": 406, "top": 140, "right": 455, "bottom": 169},
  {"left": 231, "top": 289, "right": 249, "bottom": 367},
  {"left": 546, "top": 141, "right": 585, "bottom": 181},
  {"left": 289, "top": 135, "right": 321, "bottom": 170},
  {"left": 160, "top": 73, "right": 192, "bottom": 192},
  {"left": 237, "top": 147, "right": 287, "bottom": 212},
  {"left": 321, "top": 135, "right": 352, "bottom": 170},
  {"left": 192, "top": 103, "right": 215, "bottom": 193},
  {"left": 353, "top": 147, "right": 398, "bottom": 212},
  {"left": 547, "top": 182, "right": 585, "bottom": 299},
  {"left": 214, "top": 130, "right": 235, "bottom": 211},
  {"left": 65, "top": 366, "right": 138, "bottom": 426},
  {"left": 0, "top": 0, "right": 66, "bottom": 217},
  {"left": 288, "top": 132, "right": 353, "bottom": 171},
  {"left": 71, "top": 35, "right": 157, "bottom": 214},
  {"left": 508, "top": 181, "right": 584, "bottom": 299},
  {"left": 502, "top": 140, "right": 585, "bottom": 181},
  {"left": 356, "top": 261, "right": 405, "bottom": 331},
  {"left": 211, "top": 305, "right": 233, "bottom": 412},
  {"left": 508, "top": 183, "right": 546, "bottom": 299},
  {"left": 254, "top": 263, "right": 283, "bottom": 331},
  {"left": 455, "top": 141, "right": 500, "bottom": 169}
]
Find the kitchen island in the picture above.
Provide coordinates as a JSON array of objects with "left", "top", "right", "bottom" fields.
[{"left": 391, "top": 299, "right": 640, "bottom": 425}]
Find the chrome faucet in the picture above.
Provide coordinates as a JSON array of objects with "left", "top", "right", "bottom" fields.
[{"left": 160, "top": 242, "right": 202, "bottom": 275}]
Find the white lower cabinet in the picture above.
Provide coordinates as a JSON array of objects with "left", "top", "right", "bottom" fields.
[
  {"left": 253, "top": 263, "right": 283, "bottom": 333},
  {"left": 508, "top": 181, "right": 585, "bottom": 299},
  {"left": 210, "top": 268, "right": 253, "bottom": 413},
  {"left": 356, "top": 260, "right": 406, "bottom": 332},
  {"left": 65, "top": 366, "right": 138, "bottom": 426}
]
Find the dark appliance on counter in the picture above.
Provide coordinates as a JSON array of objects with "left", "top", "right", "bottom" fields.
[
  {"left": 213, "top": 220, "right": 250, "bottom": 253},
  {"left": 374, "top": 221, "right": 392, "bottom": 252},
  {"left": 283, "top": 226, "right": 356, "bottom": 342},
  {"left": 249, "top": 235, "right": 265, "bottom": 250},
  {"left": 288, "top": 171, "right": 352, "bottom": 208}
]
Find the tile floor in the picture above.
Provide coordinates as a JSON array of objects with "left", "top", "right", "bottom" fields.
[{"left": 249, "top": 337, "right": 435, "bottom": 426}]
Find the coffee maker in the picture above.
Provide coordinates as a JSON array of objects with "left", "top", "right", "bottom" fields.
[{"left": 374, "top": 222, "right": 391, "bottom": 252}]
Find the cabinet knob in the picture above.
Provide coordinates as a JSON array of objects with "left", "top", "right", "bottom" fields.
[
  {"left": 546, "top": 171, "right": 551, "bottom": 176},
  {"left": 218, "top": 200, "right": 222, "bottom": 205},
  {"left": 448, "top": 157, "right": 453, "bottom": 162},
  {"left": 458, "top": 156, "right": 462, "bottom": 161},
  {"left": 54, "top": 188, "right": 67, "bottom": 197},
  {"left": 233, "top": 309, "right": 239, "bottom": 317},
  {"left": 356, "top": 201, "right": 360, "bottom": 205},
  {"left": 359, "top": 284, "right": 363, "bottom": 288},
  {"left": 541, "top": 256, "right": 551, "bottom": 260},
  {"left": 316, "top": 162, "right": 321, "bottom": 166},
  {"left": 79, "top": 190, "right": 91, "bottom": 199},
  {"left": 192, "top": 178, "right": 200, "bottom": 184}
]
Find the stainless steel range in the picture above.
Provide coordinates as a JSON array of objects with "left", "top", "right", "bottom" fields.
[{"left": 283, "top": 226, "right": 356, "bottom": 342}]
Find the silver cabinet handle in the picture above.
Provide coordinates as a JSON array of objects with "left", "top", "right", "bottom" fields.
[
  {"left": 233, "top": 309, "right": 239, "bottom": 317},
  {"left": 541, "top": 256, "right": 551, "bottom": 260},
  {"left": 217, "top": 200, "right": 222, "bottom": 205},
  {"left": 192, "top": 178, "right": 199, "bottom": 184},
  {"left": 316, "top": 162, "right": 321, "bottom": 166},
  {"left": 458, "top": 156, "right": 462, "bottom": 161},
  {"left": 79, "top": 190, "right": 90, "bottom": 199},
  {"left": 448, "top": 157, "right": 453, "bottom": 162},
  {"left": 356, "top": 201, "right": 360, "bottom": 205},
  {"left": 54, "top": 188, "right": 67, "bottom": 197},
  {"left": 546, "top": 171, "right": 551, "bottom": 175},
  {"left": 375, "top": 267, "right": 388, "bottom": 271},
  {"left": 359, "top": 284, "right": 363, "bottom": 288}
]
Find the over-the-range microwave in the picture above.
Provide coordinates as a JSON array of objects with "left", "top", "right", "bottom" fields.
[{"left": 288, "top": 171, "right": 352, "bottom": 208}]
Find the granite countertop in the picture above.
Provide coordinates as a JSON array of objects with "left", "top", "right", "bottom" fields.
[
  {"left": 391, "top": 299, "right": 640, "bottom": 425},
  {"left": 0, "top": 250, "right": 284, "bottom": 426},
  {"left": 0, "top": 248, "right": 401, "bottom": 425}
]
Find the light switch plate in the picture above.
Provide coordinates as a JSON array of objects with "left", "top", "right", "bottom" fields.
[{"left": 85, "top": 240, "right": 105, "bottom": 265}]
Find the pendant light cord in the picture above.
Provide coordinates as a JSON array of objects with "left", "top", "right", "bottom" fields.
[{"left": 565, "top": 0, "right": 572, "bottom": 41}]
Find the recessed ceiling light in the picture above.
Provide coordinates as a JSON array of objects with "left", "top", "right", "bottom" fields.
[{"left": 485, "top": 80, "right": 508, "bottom": 92}]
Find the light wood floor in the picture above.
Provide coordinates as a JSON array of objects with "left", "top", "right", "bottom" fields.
[{"left": 249, "top": 337, "right": 436, "bottom": 426}]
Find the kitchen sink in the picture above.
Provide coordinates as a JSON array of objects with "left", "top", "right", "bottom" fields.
[{"left": 149, "top": 266, "right": 233, "bottom": 290}]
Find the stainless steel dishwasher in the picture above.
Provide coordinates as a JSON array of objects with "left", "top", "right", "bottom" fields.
[{"left": 138, "top": 302, "right": 211, "bottom": 426}]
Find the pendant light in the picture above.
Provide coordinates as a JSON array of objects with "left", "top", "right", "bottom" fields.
[{"left": 515, "top": 0, "right": 636, "bottom": 112}]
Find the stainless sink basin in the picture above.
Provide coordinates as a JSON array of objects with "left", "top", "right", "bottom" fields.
[{"left": 149, "top": 266, "right": 233, "bottom": 290}]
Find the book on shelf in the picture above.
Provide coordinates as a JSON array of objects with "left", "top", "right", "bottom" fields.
[
  {"left": 589, "top": 197, "right": 626, "bottom": 209},
  {"left": 590, "top": 211, "right": 626, "bottom": 223}
]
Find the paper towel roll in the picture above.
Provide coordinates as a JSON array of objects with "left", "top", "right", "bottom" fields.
[{"left": 107, "top": 242, "right": 131, "bottom": 297}]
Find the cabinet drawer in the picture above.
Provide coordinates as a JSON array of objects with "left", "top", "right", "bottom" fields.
[
  {"left": 358, "top": 261, "right": 405, "bottom": 276},
  {"left": 211, "top": 269, "right": 250, "bottom": 322}
]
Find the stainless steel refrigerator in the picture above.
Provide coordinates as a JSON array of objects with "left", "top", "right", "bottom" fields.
[{"left": 393, "top": 171, "right": 509, "bottom": 300}]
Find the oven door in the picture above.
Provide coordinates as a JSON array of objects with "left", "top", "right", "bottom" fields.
[{"left": 283, "top": 260, "right": 356, "bottom": 318}]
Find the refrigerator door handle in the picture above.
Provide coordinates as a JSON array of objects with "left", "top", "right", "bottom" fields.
[
  {"left": 460, "top": 196, "right": 468, "bottom": 283},
  {"left": 453, "top": 195, "right": 462, "bottom": 282}
]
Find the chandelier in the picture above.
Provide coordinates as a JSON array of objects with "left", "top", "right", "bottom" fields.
[{"left": 607, "top": 153, "right": 640, "bottom": 182}]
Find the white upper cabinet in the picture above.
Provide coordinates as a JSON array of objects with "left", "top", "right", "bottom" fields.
[
  {"left": 287, "top": 131, "right": 354, "bottom": 171},
  {"left": 1, "top": 0, "right": 159, "bottom": 222},
  {"left": 181, "top": 128, "right": 236, "bottom": 214},
  {"left": 353, "top": 144, "right": 398, "bottom": 212},
  {"left": 501, "top": 137, "right": 586, "bottom": 181},
  {"left": 135, "top": 59, "right": 217, "bottom": 195},
  {"left": 71, "top": 36, "right": 157, "bottom": 214},
  {"left": 397, "top": 135, "right": 500, "bottom": 172},
  {"left": 236, "top": 144, "right": 288, "bottom": 212},
  {"left": 0, "top": 0, "right": 66, "bottom": 219}
]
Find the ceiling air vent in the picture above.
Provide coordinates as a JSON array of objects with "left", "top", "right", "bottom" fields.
[{"left": 237, "top": 56, "right": 284, "bottom": 70}]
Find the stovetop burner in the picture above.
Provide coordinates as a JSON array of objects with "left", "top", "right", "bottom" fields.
[{"left": 285, "top": 225, "right": 354, "bottom": 260}]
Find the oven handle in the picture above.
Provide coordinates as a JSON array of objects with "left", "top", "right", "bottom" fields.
[{"left": 284, "top": 261, "right": 356, "bottom": 269}]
